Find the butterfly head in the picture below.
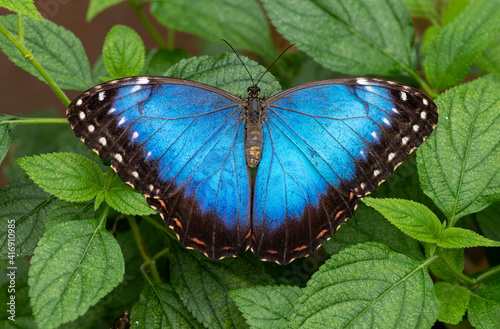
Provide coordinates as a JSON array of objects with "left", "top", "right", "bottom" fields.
[{"left": 247, "top": 85, "right": 260, "bottom": 98}]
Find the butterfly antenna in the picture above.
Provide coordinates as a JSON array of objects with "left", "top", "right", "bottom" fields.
[
  {"left": 222, "top": 39, "right": 255, "bottom": 86},
  {"left": 255, "top": 43, "right": 295, "bottom": 86}
]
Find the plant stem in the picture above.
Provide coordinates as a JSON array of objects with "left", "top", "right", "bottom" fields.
[
  {"left": 128, "top": 0, "right": 168, "bottom": 49},
  {"left": 476, "top": 263, "right": 500, "bottom": 284},
  {"left": 17, "top": 14, "right": 24, "bottom": 46},
  {"left": 128, "top": 216, "right": 162, "bottom": 283},
  {"left": 0, "top": 20, "right": 71, "bottom": 106},
  {"left": 0, "top": 117, "right": 68, "bottom": 125},
  {"left": 437, "top": 249, "right": 477, "bottom": 286}
]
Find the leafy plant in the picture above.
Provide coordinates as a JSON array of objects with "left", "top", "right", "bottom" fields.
[{"left": 0, "top": 0, "right": 499, "bottom": 328}]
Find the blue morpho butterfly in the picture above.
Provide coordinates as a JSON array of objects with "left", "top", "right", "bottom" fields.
[{"left": 67, "top": 53, "right": 438, "bottom": 265}]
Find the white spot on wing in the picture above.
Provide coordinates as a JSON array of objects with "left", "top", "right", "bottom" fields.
[
  {"left": 388, "top": 153, "right": 395, "bottom": 161},
  {"left": 132, "top": 131, "right": 139, "bottom": 139},
  {"left": 402, "top": 136, "right": 409, "bottom": 145},
  {"left": 108, "top": 108, "right": 116, "bottom": 114},
  {"left": 131, "top": 171, "right": 139, "bottom": 178},
  {"left": 146, "top": 151, "right": 152, "bottom": 158},
  {"left": 137, "top": 77, "right": 150, "bottom": 84},
  {"left": 392, "top": 107, "right": 399, "bottom": 114},
  {"left": 99, "top": 137, "right": 107, "bottom": 145},
  {"left": 88, "top": 125, "right": 95, "bottom": 132},
  {"left": 413, "top": 124, "right": 419, "bottom": 131},
  {"left": 148, "top": 184, "right": 154, "bottom": 191},
  {"left": 76, "top": 99, "right": 83, "bottom": 106},
  {"left": 114, "top": 153, "right": 123, "bottom": 162},
  {"left": 131, "top": 85, "right": 141, "bottom": 93},
  {"left": 423, "top": 98, "right": 429, "bottom": 106},
  {"left": 421, "top": 111, "right": 427, "bottom": 119},
  {"left": 79, "top": 112, "right": 85, "bottom": 120},
  {"left": 118, "top": 117, "right": 126, "bottom": 126},
  {"left": 357, "top": 78, "right": 369, "bottom": 85},
  {"left": 382, "top": 118, "right": 390, "bottom": 125},
  {"left": 371, "top": 131, "right": 378, "bottom": 139},
  {"left": 98, "top": 91, "right": 105, "bottom": 101},
  {"left": 400, "top": 91, "right": 407, "bottom": 101},
  {"left": 360, "top": 183, "right": 367, "bottom": 189},
  {"left": 373, "top": 170, "right": 380, "bottom": 177}
]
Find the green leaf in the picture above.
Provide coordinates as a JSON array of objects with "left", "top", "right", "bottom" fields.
[
  {"left": 142, "top": 48, "right": 189, "bottom": 76},
  {"left": 229, "top": 285, "right": 301, "bottom": 329},
  {"left": 86, "top": 0, "right": 125, "bottom": 21},
  {"left": 45, "top": 199, "right": 94, "bottom": 231},
  {"left": 476, "top": 202, "right": 500, "bottom": 241},
  {"left": 423, "top": 0, "right": 500, "bottom": 91},
  {"left": 17, "top": 152, "right": 104, "bottom": 202},
  {"left": 150, "top": 0, "right": 275, "bottom": 59},
  {"left": 363, "top": 197, "right": 442, "bottom": 243},
  {"left": 2, "top": 111, "right": 85, "bottom": 181},
  {"left": 169, "top": 241, "right": 249, "bottom": 329},
  {"left": 261, "top": 0, "right": 416, "bottom": 76},
  {"left": 291, "top": 242, "right": 438, "bottom": 328},
  {"left": 105, "top": 174, "right": 155, "bottom": 216},
  {"left": 475, "top": 35, "right": 500, "bottom": 75},
  {"left": 417, "top": 75, "right": 500, "bottom": 223},
  {"left": 0, "top": 0, "right": 44, "bottom": 21},
  {"left": 28, "top": 219, "right": 124, "bottom": 329},
  {"left": 103, "top": 25, "right": 145, "bottom": 79},
  {"left": 0, "top": 259, "right": 35, "bottom": 327},
  {"left": 428, "top": 247, "right": 464, "bottom": 281},
  {"left": 441, "top": 0, "right": 470, "bottom": 26},
  {"left": 0, "top": 114, "right": 18, "bottom": 166},
  {"left": 468, "top": 277, "right": 500, "bottom": 329},
  {"left": 437, "top": 227, "right": 500, "bottom": 248},
  {"left": 322, "top": 202, "right": 424, "bottom": 261},
  {"left": 91, "top": 55, "right": 109, "bottom": 84},
  {"left": 0, "top": 15, "right": 93, "bottom": 90},
  {"left": 0, "top": 176, "right": 54, "bottom": 258},
  {"left": 130, "top": 283, "right": 204, "bottom": 329},
  {"left": 434, "top": 282, "right": 470, "bottom": 325},
  {"left": 166, "top": 53, "right": 282, "bottom": 97},
  {"left": 403, "top": 0, "right": 438, "bottom": 21},
  {"left": 419, "top": 25, "right": 441, "bottom": 56}
]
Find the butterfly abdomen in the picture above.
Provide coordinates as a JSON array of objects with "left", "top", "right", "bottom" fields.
[{"left": 244, "top": 96, "right": 264, "bottom": 167}]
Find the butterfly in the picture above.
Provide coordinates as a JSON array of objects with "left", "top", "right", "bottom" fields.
[{"left": 67, "top": 73, "right": 437, "bottom": 264}]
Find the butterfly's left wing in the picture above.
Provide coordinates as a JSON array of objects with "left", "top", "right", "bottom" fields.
[
  {"left": 252, "top": 77, "right": 438, "bottom": 264},
  {"left": 67, "top": 77, "right": 252, "bottom": 260}
]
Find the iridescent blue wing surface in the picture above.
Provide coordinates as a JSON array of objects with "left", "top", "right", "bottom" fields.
[
  {"left": 67, "top": 76, "right": 252, "bottom": 260},
  {"left": 252, "top": 77, "right": 438, "bottom": 264}
]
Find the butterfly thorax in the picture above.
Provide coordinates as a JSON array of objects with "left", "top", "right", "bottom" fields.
[{"left": 244, "top": 85, "right": 264, "bottom": 168}]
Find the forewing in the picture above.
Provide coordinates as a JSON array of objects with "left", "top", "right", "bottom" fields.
[
  {"left": 67, "top": 76, "right": 252, "bottom": 259},
  {"left": 252, "top": 77, "right": 438, "bottom": 264}
]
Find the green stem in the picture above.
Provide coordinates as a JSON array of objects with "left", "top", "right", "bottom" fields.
[
  {"left": 0, "top": 21, "right": 70, "bottom": 106},
  {"left": 0, "top": 117, "right": 68, "bottom": 125},
  {"left": 476, "top": 263, "right": 500, "bottom": 284},
  {"left": 128, "top": 216, "right": 162, "bottom": 283},
  {"left": 97, "top": 204, "right": 110, "bottom": 229},
  {"left": 17, "top": 14, "right": 24, "bottom": 46},
  {"left": 437, "top": 249, "right": 477, "bottom": 286},
  {"left": 128, "top": 0, "right": 168, "bottom": 49}
]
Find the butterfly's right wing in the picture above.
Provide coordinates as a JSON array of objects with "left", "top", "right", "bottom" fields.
[{"left": 67, "top": 76, "right": 252, "bottom": 260}]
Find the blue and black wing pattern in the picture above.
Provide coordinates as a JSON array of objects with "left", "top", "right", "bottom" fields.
[
  {"left": 252, "top": 77, "right": 438, "bottom": 263},
  {"left": 67, "top": 74, "right": 437, "bottom": 265},
  {"left": 67, "top": 76, "right": 252, "bottom": 260}
]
